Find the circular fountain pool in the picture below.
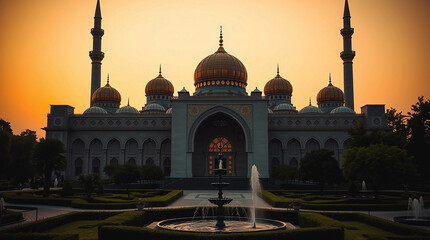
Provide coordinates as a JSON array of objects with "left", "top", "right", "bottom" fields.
[{"left": 157, "top": 217, "right": 290, "bottom": 233}]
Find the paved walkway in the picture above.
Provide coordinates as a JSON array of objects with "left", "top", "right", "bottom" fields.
[{"left": 1, "top": 190, "right": 429, "bottom": 232}]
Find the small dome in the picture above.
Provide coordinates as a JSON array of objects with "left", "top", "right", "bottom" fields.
[
  {"left": 142, "top": 103, "right": 165, "bottom": 113},
  {"left": 145, "top": 67, "right": 174, "bottom": 96},
  {"left": 299, "top": 100, "right": 322, "bottom": 114},
  {"left": 83, "top": 106, "right": 108, "bottom": 114},
  {"left": 194, "top": 28, "right": 247, "bottom": 94},
  {"left": 317, "top": 75, "right": 344, "bottom": 104},
  {"left": 92, "top": 78, "right": 121, "bottom": 104},
  {"left": 166, "top": 108, "right": 172, "bottom": 114},
  {"left": 330, "top": 106, "right": 355, "bottom": 114},
  {"left": 116, "top": 101, "right": 139, "bottom": 114},
  {"left": 273, "top": 103, "right": 297, "bottom": 113},
  {"left": 264, "top": 66, "right": 293, "bottom": 96}
]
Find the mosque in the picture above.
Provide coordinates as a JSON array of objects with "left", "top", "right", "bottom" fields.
[{"left": 45, "top": 0, "right": 387, "bottom": 180}]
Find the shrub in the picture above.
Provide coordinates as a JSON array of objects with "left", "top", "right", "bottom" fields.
[
  {"left": 60, "top": 181, "right": 73, "bottom": 197},
  {"left": 0, "top": 210, "right": 23, "bottom": 225}
]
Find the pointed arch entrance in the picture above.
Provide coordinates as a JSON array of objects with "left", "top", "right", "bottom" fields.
[{"left": 192, "top": 112, "right": 247, "bottom": 177}]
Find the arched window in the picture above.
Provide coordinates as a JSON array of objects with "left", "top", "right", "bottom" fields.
[
  {"left": 163, "top": 158, "right": 171, "bottom": 177},
  {"left": 208, "top": 137, "right": 232, "bottom": 152},
  {"left": 75, "top": 158, "right": 83, "bottom": 176},
  {"left": 92, "top": 158, "right": 100, "bottom": 174},
  {"left": 128, "top": 158, "right": 136, "bottom": 165},
  {"left": 271, "top": 158, "right": 280, "bottom": 172},
  {"left": 110, "top": 158, "right": 118, "bottom": 165},
  {"left": 146, "top": 158, "right": 154, "bottom": 165},
  {"left": 289, "top": 158, "right": 298, "bottom": 168}
]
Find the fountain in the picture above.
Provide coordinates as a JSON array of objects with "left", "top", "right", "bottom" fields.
[
  {"left": 157, "top": 146, "right": 290, "bottom": 233},
  {"left": 361, "top": 180, "right": 366, "bottom": 192},
  {"left": 394, "top": 196, "right": 430, "bottom": 226}
]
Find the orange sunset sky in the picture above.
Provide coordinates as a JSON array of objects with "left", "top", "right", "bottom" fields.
[{"left": 0, "top": 0, "right": 429, "bottom": 138}]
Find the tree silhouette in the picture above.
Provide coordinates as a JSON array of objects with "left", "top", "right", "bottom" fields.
[{"left": 33, "top": 138, "right": 66, "bottom": 197}]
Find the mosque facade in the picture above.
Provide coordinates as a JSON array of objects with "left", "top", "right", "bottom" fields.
[{"left": 45, "top": 0, "right": 387, "bottom": 180}]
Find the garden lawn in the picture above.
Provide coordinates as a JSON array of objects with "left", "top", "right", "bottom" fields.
[
  {"left": 342, "top": 221, "right": 398, "bottom": 240},
  {"left": 44, "top": 220, "right": 101, "bottom": 240}
]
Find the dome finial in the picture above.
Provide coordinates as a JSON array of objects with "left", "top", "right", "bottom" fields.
[
  {"left": 127, "top": 97, "right": 130, "bottom": 106},
  {"left": 159, "top": 64, "right": 162, "bottom": 76},
  {"left": 277, "top": 64, "right": 279, "bottom": 74},
  {"left": 219, "top": 26, "right": 223, "bottom": 47},
  {"left": 329, "top": 73, "right": 332, "bottom": 85},
  {"left": 107, "top": 73, "right": 110, "bottom": 85},
  {"left": 309, "top": 97, "right": 312, "bottom": 106}
]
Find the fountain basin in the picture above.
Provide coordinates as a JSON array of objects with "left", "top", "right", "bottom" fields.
[
  {"left": 208, "top": 198, "right": 232, "bottom": 206},
  {"left": 393, "top": 216, "right": 430, "bottom": 226},
  {"left": 156, "top": 217, "right": 290, "bottom": 233}
]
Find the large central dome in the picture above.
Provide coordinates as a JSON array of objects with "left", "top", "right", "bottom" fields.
[{"left": 194, "top": 28, "right": 247, "bottom": 95}]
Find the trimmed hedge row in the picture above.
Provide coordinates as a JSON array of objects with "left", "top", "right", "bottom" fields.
[
  {"left": 1, "top": 212, "right": 118, "bottom": 234},
  {"left": 1, "top": 190, "right": 183, "bottom": 210},
  {"left": 0, "top": 210, "right": 23, "bottom": 225},
  {"left": 0, "top": 233, "right": 78, "bottom": 240},
  {"left": 261, "top": 190, "right": 412, "bottom": 211},
  {"left": 320, "top": 212, "right": 430, "bottom": 238},
  {"left": 99, "top": 225, "right": 343, "bottom": 240}
]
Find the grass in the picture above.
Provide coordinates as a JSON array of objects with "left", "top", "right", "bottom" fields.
[
  {"left": 44, "top": 220, "right": 101, "bottom": 240},
  {"left": 342, "top": 221, "right": 397, "bottom": 240}
]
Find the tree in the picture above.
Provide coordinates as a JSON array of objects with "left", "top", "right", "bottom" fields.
[
  {"left": 112, "top": 163, "right": 141, "bottom": 198},
  {"left": 271, "top": 165, "right": 298, "bottom": 181},
  {"left": 0, "top": 119, "right": 13, "bottom": 135},
  {"left": 343, "top": 144, "right": 417, "bottom": 193},
  {"left": 33, "top": 138, "right": 66, "bottom": 197},
  {"left": 348, "top": 122, "right": 404, "bottom": 149},
  {"left": 141, "top": 164, "right": 164, "bottom": 184},
  {"left": 9, "top": 130, "right": 37, "bottom": 185},
  {"left": 406, "top": 96, "right": 430, "bottom": 183},
  {"left": 78, "top": 173, "right": 102, "bottom": 200},
  {"left": 299, "top": 149, "right": 342, "bottom": 191},
  {"left": 0, "top": 129, "right": 12, "bottom": 179},
  {"left": 103, "top": 164, "right": 118, "bottom": 179}
]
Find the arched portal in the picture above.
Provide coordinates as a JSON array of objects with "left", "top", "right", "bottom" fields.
[{"left": 192, "top": 112, "right": 247, "bottom": 177}]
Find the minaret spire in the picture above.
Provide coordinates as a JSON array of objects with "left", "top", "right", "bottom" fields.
[
  {"left": 217, "top": 26, "right": 225, "bottom": 52},
  {"left": 95, "top": 0, "right": 102, "bottom": 18},
  {"left": 89, "top": 0, "right": 105, "bottom": 106},
  {"left": 340, "top": 0, "right": 355, "bottom": 110},
  {"left": 343, "top": 0, "right": 350, "bottom": 18}
]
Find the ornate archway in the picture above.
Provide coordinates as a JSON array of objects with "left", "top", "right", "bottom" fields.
[{"left": 192, "top": 112, "right": 247, "bottom": 177}]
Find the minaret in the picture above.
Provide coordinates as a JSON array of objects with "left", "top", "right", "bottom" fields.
[
  {"left": 340, "top": 0, "right": 355, "bottom": 110},
  {"left": 89, "top": 0, "right": 104, "bottom": 106}
]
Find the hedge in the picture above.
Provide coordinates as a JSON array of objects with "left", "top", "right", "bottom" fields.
[
  {"left": 261, "top": 190, "right": 415, "bottom": 211},
  {"left": 1, "top": 212, "right": 118, "bottom": 234},
  {"left": 320, "top": 212, "right": 430, "bottom": 237},
  {"left": 99, "top": 225, "right": 343, "bottom": 240},
  {"left": 0, "top": 233, "right": 78, "bottom": 240},
  {"left": 0, "top": 210, "right": 23, "bottom": 225},
  {"left": 1, "top": 190, "right": 183, "bottom": 210}
]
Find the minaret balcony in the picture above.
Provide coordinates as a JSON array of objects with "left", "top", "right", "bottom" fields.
[
  {"left": 89, "top": 51, "right": 105, "bottom": 62},
  {"left": 91, "top": 28, "right": 104, "bottom": 37},
  {"left": 340, "top": 28, "right": 354, "bottom": 37},
  {"left": 340, "top": 51, "right": 356, "bottom": 61}
]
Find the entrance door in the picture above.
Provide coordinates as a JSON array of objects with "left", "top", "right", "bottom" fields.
[{"left": 207, "top": 137, "right": 234, "bottom": 176}]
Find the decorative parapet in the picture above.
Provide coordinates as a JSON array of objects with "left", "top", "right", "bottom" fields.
[
  {"left": 63, "top": 115, "right": 172, "bottom": 131},
  {"left": 268, "top": 114, "right": 365, "bottom": 131}
]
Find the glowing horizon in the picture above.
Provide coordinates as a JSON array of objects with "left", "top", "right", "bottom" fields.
[{"left": 0, "top": 0, "right": 429, "bottom": 138}]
